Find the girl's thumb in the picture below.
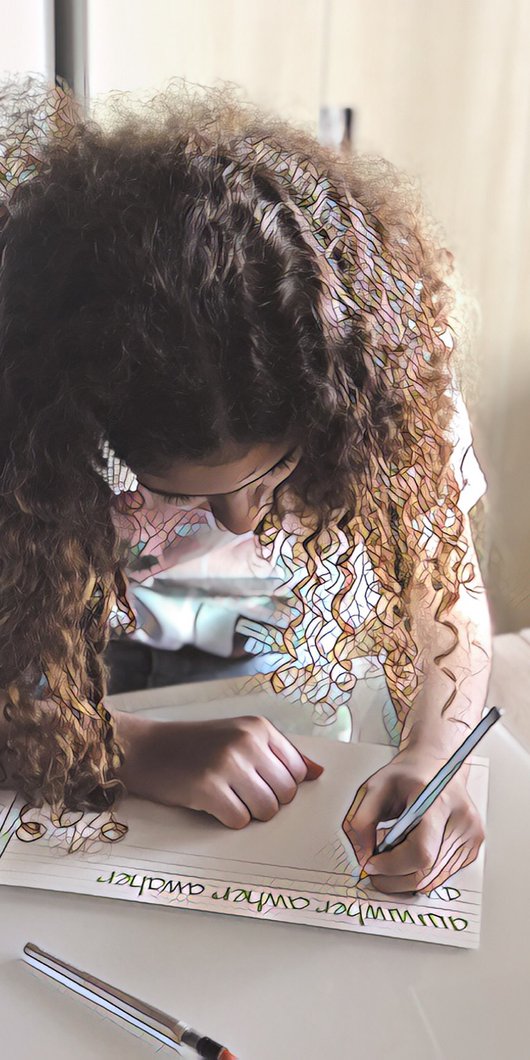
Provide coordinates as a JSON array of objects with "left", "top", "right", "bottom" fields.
[{"left": 300, "top": 753, "right": 325, "bottom": 780}]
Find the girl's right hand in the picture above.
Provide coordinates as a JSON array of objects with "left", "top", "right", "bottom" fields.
[{"left": 115, "top": 712, "right": 324, "bottom": 828}]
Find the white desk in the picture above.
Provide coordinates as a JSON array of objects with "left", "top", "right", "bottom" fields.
[{"left": 1, "top": 676, "right": 529, "bottom": 1060}]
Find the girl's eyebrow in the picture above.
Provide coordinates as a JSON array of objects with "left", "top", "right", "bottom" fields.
[{"left": 137, "top": 445, "right": 299, "bottom": 499}]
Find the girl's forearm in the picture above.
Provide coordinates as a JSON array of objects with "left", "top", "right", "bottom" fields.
[
  {"left": 399, "top": 599, "right": 493, "bottom": 757},
  {"left": 112, "top": 708, "right": 158, "bottom": 797},
  {"left": 397, "top": 513, "right": 493, "bottom": 758},
  {"left": 0, "top": 690, "right": 154, "bottom": 795}
]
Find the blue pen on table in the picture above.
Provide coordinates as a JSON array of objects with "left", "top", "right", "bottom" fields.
[
  {"left": 23, "top": 943, "right": 237, "bottom": 1059},
  {"left": 357, "top": 705, "right": 503, "bottom": 882}
]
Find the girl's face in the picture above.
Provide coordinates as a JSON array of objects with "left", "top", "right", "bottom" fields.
[{"left": 136, "top": 436, "right": 303, "bottom": 535}]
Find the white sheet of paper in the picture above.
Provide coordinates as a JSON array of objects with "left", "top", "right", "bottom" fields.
[{"left": 0, "top": 735, "right": 488, "bottom": 949}]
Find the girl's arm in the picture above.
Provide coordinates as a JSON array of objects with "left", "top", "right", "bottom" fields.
[
  {"left": 0, "top": 691, "right": 324, "bottom": 826},
  {"left": 399, "top": 511, "right": 493, "bottom": 758},
  {"left": 342, "top": 511, "right": 491, "bottom": 894}
]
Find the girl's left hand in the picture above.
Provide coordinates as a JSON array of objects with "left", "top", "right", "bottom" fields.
[{"left": 342, "top": 745, "right": 485, "bottom": 894}]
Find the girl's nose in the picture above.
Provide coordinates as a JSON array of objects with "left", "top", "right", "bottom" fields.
[{"left": 209, "top": 488, "right": 270, "bottom": 536}]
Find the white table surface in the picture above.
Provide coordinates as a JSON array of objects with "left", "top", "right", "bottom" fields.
[{"left": 1, "top": 676, "right": 529, "bottom": 1060}]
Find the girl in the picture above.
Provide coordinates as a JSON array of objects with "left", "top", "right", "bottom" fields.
[{"left": 0, "top": 76, "right": 491, "bottom": 896}]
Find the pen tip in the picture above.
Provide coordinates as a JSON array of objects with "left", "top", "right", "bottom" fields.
[{"left": 219, "top": 1051, "right": 238, "bottom": 1060}]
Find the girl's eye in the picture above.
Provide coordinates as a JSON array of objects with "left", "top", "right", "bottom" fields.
[
  {"left": 158, "top": 452, "right": 299, "bottom": 505},
  {"left": 160, "top": 492, "right": 195, "bottom": 505},
  {"left": 268, "top": 449, "right": 301, "bottom": 479},
  {"left": 272, "top": 457, "right": 294, "bottom": 474}
]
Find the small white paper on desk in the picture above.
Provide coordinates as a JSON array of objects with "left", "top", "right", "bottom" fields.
[{"left": 0, "top": 736, "right": 488, "bottom": 949}]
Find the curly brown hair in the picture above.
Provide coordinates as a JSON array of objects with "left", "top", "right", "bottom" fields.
[{"left": 0, "top": 74, "right": 481, "bottom": 839}]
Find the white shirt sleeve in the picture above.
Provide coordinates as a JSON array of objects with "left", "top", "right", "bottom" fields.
[
  {"left": 122, "top": 581, "right": 280, "bottom": 658},
  {"left": 445, "top": 386, "right": 488, "bottom": 515}
]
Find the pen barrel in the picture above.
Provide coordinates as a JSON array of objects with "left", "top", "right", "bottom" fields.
[
  {"left": 23, "top": 943, "right": 232, "bottom": 1056},
  {"left": 23, "top": 943, "right": 186, "bottom": 1045}
]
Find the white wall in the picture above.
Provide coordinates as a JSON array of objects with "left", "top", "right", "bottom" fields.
[
  {"left": 0, "top": 0, "right": 54, "bottom": 79},
  {"left": 87, "top": 0, "right": 326, "bottom": 126}
]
